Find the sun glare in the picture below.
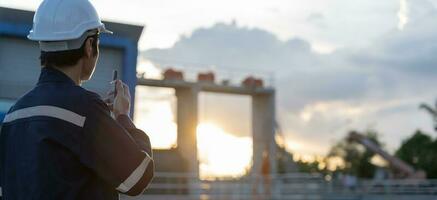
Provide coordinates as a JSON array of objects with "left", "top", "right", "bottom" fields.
[
  {"left": 134, "top": 94, "right": 253, "bottom": 178},
  {"left": 197, "top": 123, "right": 253, "bottom": 179},
  {"left": 134, "top": 86, "right": 178, "bottom": 149}
]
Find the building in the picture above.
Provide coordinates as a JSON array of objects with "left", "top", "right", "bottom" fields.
[{"left": 0, "top": 7, "right": 143, "bottom": 120}]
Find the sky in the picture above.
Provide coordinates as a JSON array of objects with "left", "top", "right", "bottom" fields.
[
  {"left": 4, "top": 0, "right": 435, "bottom": 52},
  {"left": 2, "top": 0, "right": 437, "bottom": 158},
  {"left": 141, "top": 0, "right": 437, "bottom": 156}
]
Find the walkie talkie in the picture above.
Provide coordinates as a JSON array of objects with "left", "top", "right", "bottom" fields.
[{"left": 112, "top": 70, "right": 118, "bottom": 99}]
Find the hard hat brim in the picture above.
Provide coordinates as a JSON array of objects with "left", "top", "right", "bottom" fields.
[
  {"left": 99, "top": 24, "right": 113, "bottom": 35},
  {"left": 39, "top": 29, "right": 109, "bottom": 52},
  {"left": 28, "top": 23, "right": 113, "bottom": 41},
  {"left": 100, "top": 28, "right": 113, "bottom": 35}
]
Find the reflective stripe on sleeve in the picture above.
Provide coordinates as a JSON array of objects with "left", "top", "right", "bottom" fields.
[
  {"left": 3, "top": 105, "right": 86, "bottom": 127},
  {"left": 116, "top": 153, "right": 152, "bottom": 193}
]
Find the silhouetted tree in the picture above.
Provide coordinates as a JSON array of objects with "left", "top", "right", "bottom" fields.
[
  {"left": 395, "top": 130, "right": 437, "bottom": 178},
  {"left": 276, "top": 144, "right": 296, "bottom": 174},
  {"left": 419, "top": 101, "right": 437, "bottom": 131},
  {"left": 276, "top": 144, "right": 327, "bottom": 174},
  {"left": 328, "top": 130, "right": 383, "bottom": 178},
  {"left": 296, "top": 159, "right": 325, "bottom": 174}
]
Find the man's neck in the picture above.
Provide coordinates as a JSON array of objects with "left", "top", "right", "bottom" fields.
[{"left": 51, "top": 64, "right": 82, "bottom": 86}]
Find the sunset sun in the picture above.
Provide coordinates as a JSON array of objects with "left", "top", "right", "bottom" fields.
[{"left": 197, "top": 123, "right": 252, "bottom": 178}]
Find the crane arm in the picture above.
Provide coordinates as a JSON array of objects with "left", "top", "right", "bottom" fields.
[{"left": 348, "top": 131, "right": 424, "bottom": 179}]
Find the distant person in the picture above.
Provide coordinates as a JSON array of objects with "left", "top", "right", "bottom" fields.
[
  {"left": 0, "top": 0, "right": 154, "bottom": 199},
  {"left": 252, "top": 147, "right": 272, "bottom": 199},
  {"left": 261, "top": 151, "right": 272, "bottom": 196}
]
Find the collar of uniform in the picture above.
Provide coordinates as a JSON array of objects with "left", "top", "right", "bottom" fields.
[{"left": 37, "top": 67, "right": 77, "bottom": 86}]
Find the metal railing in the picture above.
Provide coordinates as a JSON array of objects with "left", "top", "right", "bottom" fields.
[
  {"left": 2, "top": 172, "right": 435, "bottom": 199},
  {"left": 121, "top": 173, "right": 437, "bottom": 200}
]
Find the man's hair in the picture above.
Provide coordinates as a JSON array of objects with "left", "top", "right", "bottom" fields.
[{"left": 40, "top": 34, "right": 99, "bottom": 68}]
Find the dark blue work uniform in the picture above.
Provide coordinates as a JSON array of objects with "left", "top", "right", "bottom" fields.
[{"left": 0, "top": 67, "right": 154, "bottom": 199}]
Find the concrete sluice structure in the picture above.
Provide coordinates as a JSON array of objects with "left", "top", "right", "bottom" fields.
[{"left": 136, "top": 77, "right": 277, "bottom": 194}]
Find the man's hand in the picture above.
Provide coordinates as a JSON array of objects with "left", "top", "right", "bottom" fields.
[{"left": 105, "top": 80, "right": 131, "bottom": 118}]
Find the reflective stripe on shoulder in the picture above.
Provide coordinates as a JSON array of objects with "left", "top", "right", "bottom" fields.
[
  {"left": 3, "top": 105, "right": 86, "bottom": 127},
  {"left": 116, "top": 153, "right": 153, "bottom": 193}
]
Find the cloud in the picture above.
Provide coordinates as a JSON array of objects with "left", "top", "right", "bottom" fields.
[
  {"left": 306, "top": 13, "right": 325, "bottom": 28},
  {"left": 307, "top": 13, "right": 324, "bottom": 21},
  {"left": 141, "top": 10, "right": 437, "bottom": 155},
  {"left": 398, "top": 0, "right": 408, "bottom": 30},
  {"left": 397, "top": 0, "right": 436, "bottom": 30},
  {"left": 144, "top": 22, "right": 315, "bottom": 73},
  {"left": 352, "top": 7, "right": 437, "bottom": 77}
]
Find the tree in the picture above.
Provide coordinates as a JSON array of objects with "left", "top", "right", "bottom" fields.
[
  {"left": 276, "top": 143, "right": 328, "bottom": 174},
  {"left": 327, "top": 129, "right": 383, "bottom": 178},
  {"left": 295, "top": 159, "right": 326, "bottom": 174},
  {"left": 419, "top": 101, "right": 437, "bottom": 131},
  {"left": 276, "top": 144, "right": 297, "bottom": 174},
  {"left": 395, "top": 130, "right": 437, "bottom": 178}
]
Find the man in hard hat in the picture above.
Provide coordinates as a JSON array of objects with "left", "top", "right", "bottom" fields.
[{"left": 0, "top": 0, "right": 154, "bottom": 199}]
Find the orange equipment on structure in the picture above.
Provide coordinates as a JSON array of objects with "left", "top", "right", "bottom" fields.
[
  {"left": 197, "top": 72, "right": 215, "bottom": 83},
  {"left": 163, "top": 68, "right": 184, "bottom": 80},
  {"left": 242, "top": 76, "right": 263, "bottom": 88}
]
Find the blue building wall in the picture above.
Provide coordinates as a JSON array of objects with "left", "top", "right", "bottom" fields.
[{"left": 0, "top": 20, "right": 140, "bottom": 117}]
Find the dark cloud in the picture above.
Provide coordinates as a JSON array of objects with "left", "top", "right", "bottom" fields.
[
  {"left": 144, "top": 22, "right": 316, "bottom": 73},
  {"left": 363, "top": 18, "right": 437, "bottom": 76},
  {"left": 277, "top": 68, "right": 370, "bottom": 111}
]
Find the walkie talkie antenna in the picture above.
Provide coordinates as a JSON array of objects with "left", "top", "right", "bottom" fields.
[{"left": 112, "top": 70, "right": 118, "bottom": 99}]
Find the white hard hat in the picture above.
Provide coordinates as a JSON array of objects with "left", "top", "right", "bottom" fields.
[{"left": 28, "top": 0, "right": 112, "bottom": 52}]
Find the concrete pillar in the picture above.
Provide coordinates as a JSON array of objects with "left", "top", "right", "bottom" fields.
[
  {"left": 175, "top": 87, "right": 199, "bottom": 175},
  {"left": 252, "top": 92, "right": 276, "bottom": 176}
]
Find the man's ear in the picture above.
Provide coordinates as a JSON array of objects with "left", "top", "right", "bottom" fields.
[{"left": 85, "top": 38, "right": 94, "bottom": 58}]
